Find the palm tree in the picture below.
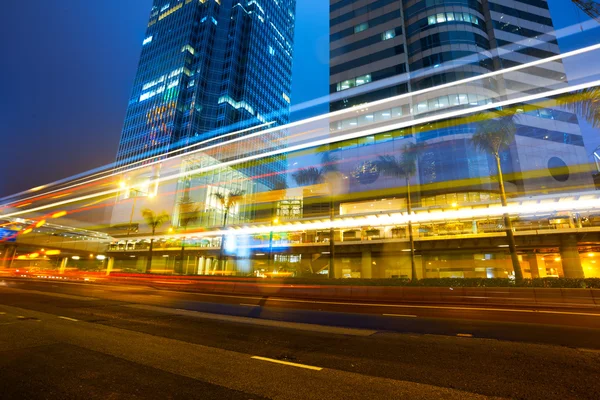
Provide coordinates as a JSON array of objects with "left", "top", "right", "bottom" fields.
[
  {"left": 557, "top": 87, "right": 600, "bottom": 128},
  {"left": 470, "top": 109, "right": 523, "bottom": 281},
  {"left": 291, "top": 167, "right": 324, "bottom": 186},
  {"left": 268, "top": 181, "right": 288, "bottom": 268},
  {"left": 292, "top": 152, "right": 339, "bottom": 278},
  {"left": 141, "top": 208, "right": 170, "bottom": 274},
  {"left": 213, "top": 189, "right": 245, "bottom": 271},
  {"left": 177, "top": 200, "right": 201, "bottom": 274},
  {"left": 375, "top": 142, "right": 423, "bottom": 280}
]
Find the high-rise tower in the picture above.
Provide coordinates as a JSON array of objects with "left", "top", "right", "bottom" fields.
[
  {"left": 116, "top": 0, "right": 296, "bottom": 168},
  {"left": 329, "top": 0, "right": 592, "bottom": 199}
]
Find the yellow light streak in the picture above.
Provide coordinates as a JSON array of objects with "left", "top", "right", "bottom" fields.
[{"left": 3, "top": 43, "right": 600, "bottom": 207}]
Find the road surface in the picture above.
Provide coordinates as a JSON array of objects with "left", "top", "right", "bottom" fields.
[{"left": 1, "top": 278, "right": 600, "bottom": 399}]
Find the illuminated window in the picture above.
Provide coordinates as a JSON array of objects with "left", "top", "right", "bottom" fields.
[
  {"left": 382, "top": 30, "right": 395, "bottom": 40},
  {"left": 354, "top": 22, "right": 368, "bottom": 34},
  {"left": 336, "top": 74, "right": 371, "bottom": 92},
  {"left": 427, "top": 12, "right": 479, "bottom": 26},
  {"left": 143, "top": 36, "right": 153, "bottom": 45}
]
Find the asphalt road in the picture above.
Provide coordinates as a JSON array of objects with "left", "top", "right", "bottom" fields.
[{"left": 1, "top": 278, "right": 600, "bottom": 399}]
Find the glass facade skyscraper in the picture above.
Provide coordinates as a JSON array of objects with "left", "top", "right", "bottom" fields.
[{"left": 116, "top": 0, "right": 296, "bottom": 168}]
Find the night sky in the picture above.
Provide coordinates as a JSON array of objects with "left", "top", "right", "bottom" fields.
[{"left": 0, "top": 0, "right": 597, "bottom": 197}]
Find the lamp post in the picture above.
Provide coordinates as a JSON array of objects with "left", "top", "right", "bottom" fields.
[{"left": 268, "top": 217, "right": 279, "bottom": 268}]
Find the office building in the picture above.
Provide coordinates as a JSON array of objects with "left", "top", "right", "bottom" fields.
[
  {"left": 329, "top": 0, "right": 591, "bottom": 201},
  {"left": 116, "top": 0, "right": 295, "bottom": 167}
]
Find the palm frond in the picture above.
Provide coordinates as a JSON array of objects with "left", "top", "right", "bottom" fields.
[
  {"left": 374, "top": 155, "right": 406, "bottom": 179},
  {"left": 292, "top": 167, "right": 324, "bottom": 186},
  {"left": 178, "top": 204, "right": 201, "bottom": 229},
  {"left": 471, "top": 110, "right": 516, "bottom": 155},
  {"left": 227, "top": 190, "right": 246, "bottom": 209},
  {"left": 212, "top": 192, "right": 226, "bottom": 207},
  {"left": 556, "top": 87, "right": 600, "bottom": 128},
  {"left": 320, "top": 151, "right": 339, "bottom": 174},
  {"left": 141, "top": 208, "right": 170, "bottom": 231}
]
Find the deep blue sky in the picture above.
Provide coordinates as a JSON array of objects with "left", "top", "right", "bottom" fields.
[{"left": 0, "top": 0, "right": 597, "bottom": 197}]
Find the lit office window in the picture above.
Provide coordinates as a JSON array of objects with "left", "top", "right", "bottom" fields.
[
  {"left": 354, "top": 22, "right": 369, "bottom": 34},
  {"left": 355, "top": 74, "right": 371, "bottom": 86},
  {"left": 382, "top": 30, "right": 396, "bottom": 40}
]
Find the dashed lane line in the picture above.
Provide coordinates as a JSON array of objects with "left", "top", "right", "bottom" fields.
[
  {"left": 58, "top": 316, "right": 79, "bottom": 322},
  {"left": 383, "top": 314, "right": 417, "bottom": 318},
  {"left": 251, "top": 356, "right": 323, "bottom": 371}
]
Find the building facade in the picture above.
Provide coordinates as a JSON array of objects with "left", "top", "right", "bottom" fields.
[
  {"left": 110, "top": 0, "right": 296, "bottom": 244},
  {"left": 329, "top": 0, "right": 592, "bottom": 202},
  {"left": 116, "top": 0, "right": 295, "bottom": 167}
]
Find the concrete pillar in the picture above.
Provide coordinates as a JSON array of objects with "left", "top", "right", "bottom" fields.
[
  {"left": 361, "top": 250, "right": 372, "bottom": 279},
  {"left": 560, "top": 235, "right": 584, "bottom": 278},
  {"left": 528, "top": 254, "right": 540, "bottom": 278},
  {"left": 334, "top": 255, "right": 343, "bottom": 279},
  {"left": 106, "top": 257, "right": 115, "bottom": 276},
  {"left": 3, "top": 246, "right": 17, "bottom": 268},
  {"left": 197, "top": 256, "right": 205, "bottom": 275},
  {"left": 59, "top": 257, "right": 68, "bottom": 274},
  {"left": 0, "top": 246, "right": 8, "bottom": 268},
  {"left": 415, "top": 255, "right": 424, "bottom": 280}
]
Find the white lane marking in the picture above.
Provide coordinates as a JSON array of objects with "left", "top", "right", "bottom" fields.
[
  {"left": 58, "top": 316, "right": 79, "bottom": 322},
  {"left": 251, "top": 356, "right": 322, "bottom": 371},
  {"left": 457, "top": 333, "right": 473, "bottom": 338},
  {"left": 383, "top": 314, "right": 417, "bottom": 318},
  {"left": 240, "top": 303, "right": 260, "bottom": 307}
]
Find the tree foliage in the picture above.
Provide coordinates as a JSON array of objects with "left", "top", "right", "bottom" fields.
[
  {"left": 556, "top": 87, "right": 600, "bottom": 128},
  {"left": 141, "top": 209, "right": 170, "bottom": 235},
  {"left": 470, "top": 110, "right": 517, "bottom": 157}
]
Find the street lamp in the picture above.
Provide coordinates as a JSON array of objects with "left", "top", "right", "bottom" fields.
[{"left": 268, "top": 217, "right": 279, "bottom": 268}]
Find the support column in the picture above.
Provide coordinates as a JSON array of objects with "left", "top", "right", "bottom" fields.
[
  {"left": 106, "top": 257, "right": 115, "bottom": 276},
  {"left": 528, "top": 254, "right": 540, "bottom": 278},
  {"left": 59, "top": 257, "right": 68, "bottom": 274},
  {"left": 560, "top": 234, "right": 584, "bottom": 278},
  {"left": 6, "top": 246, "right": 17, "bottom": 269},
  {"left": 361, "top": 250, "right": 372, "bottom": 279},
  {"left": 198, "top": 256, "right": 205, "bottom": 275},
  {"left": 0, "top": 245, "right": 10, "bottom": 268}
]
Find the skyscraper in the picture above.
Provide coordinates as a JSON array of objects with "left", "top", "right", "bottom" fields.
[
  {"left": 116, "top": 0, "right": 296, "bottom": 168},
  {"left": 110, "top": 0, "right": 296, "bottom": 235},
  {"left": 329, "top": 0, "right": 592, "bottom": 199}
]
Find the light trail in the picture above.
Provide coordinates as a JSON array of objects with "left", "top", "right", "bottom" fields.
[
  {"left": 2, "top": 77, "right": 600, "bottom": 221},
  {"left": 117, "top": 191, "right": 600, "bottom": 243},
  {"left": 3, "top": 42, "right": 600, "bottom": 208}
]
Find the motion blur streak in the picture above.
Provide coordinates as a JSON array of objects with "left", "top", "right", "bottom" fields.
[
  {"left": 2, "top": 42, "right": 600, "bottom": 209},
  {"left": 2, "top": 77, "right": 599, "bottom": 221}
]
